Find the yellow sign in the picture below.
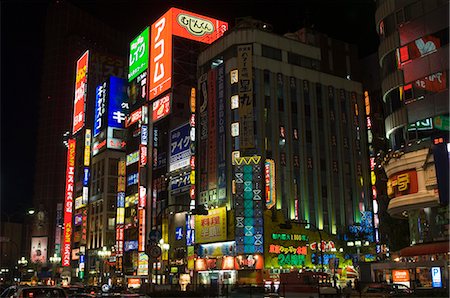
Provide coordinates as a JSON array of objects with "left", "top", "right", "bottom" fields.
[
  {"left": 195, "top": 207, "right": 227, "bottom": 243},
  {"left": 84, "top": 129, "right": 91, "bottom": 166}
]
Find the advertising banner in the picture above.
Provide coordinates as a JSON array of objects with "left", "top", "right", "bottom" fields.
[
  {"left": 62, "top": 139, "right": 76, "bottom": 266},
  {"left": 94, "top": 82, "right": 107, "bottom": 136},
  {"left": 170, "top": 8, "right": 228, "bottom": 44},
  {"left": 137, "top": 252, "right": 149, "bottom": 276},
  {"left": 152, "top": 93, "right": 171, "bottom": 122},
  {"left": 194, "top": 207, "right": 227, "bottom": 243},
  {"left": 128, "top": 27, "right": 149, "bottom": 82},
  {"left": 72, "top": 51, "right": 89, "bottom": 135},
  {"left": 107, "top": 77, "right": 128, "bottom": 129},
  {"left": 149, "top": 9, "right": 173, "bottom": 100},
  {"left": 265, "top": 159, "right": 276, "bottom": 209},
  {"left": 169, "top": 123, "right": 190, "bottom": 172},
  {"left": 31, "top": 237, "right": 48, "bottom": 264},
  {"left": 237, "top": 45, "right": 254, "bottom": 149},
  {"left": 387, "top": 170, "right": 419, "bottom": 198}
]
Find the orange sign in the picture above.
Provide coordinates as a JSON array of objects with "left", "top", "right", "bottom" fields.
[
  {"left": 149, "top": 9, "right": 173, "bottom": 100},
  {"left": 392, "top": 270, "right": 410, "bottom": 282},
  {"left": 149, "top": 8, "right": 228, "bottom": 101},
  {"left": 387, "top": 170, "right": 418, "bottom": 198},
  {"left": 72, "top": 51, "right": 89, "bottom": 134}
]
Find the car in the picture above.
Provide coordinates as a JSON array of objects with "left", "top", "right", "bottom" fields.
[
  {"left": 1, "top": 285, "right": 68, "bottom": 298},
  {"left": 362, "top": 283, "right": 413, "bottom": 297}
]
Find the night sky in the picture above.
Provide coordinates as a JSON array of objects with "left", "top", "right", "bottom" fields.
[{"left": 0, "top": 0, "right": 379, "bottom": 219}]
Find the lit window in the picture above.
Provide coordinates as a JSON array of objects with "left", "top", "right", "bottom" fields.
[{"left": 231, "top": 95, "right": 239, "bottom": 109}]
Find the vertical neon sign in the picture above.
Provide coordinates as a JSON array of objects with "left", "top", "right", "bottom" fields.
[{"left": 62, "top": 139, "right": 76, "bottom": 266}]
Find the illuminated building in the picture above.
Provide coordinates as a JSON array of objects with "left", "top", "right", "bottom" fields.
[
  {"left": 196, "top": 18, "right": 372, "bottom": 284},
  {"left": 373, "top": 0, "right": 449, "bottom": 288},
  {"left": 32, "top": 1, "right": 127, "bottom": 265},
  {"left": 121, "top": 9, "right": 228, "bottom": 285},
  {"left": 64, "top": 50, "right": 126, "bottom": 283}
]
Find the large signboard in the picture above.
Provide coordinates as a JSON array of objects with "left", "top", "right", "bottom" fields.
[
  {"left": 171, "top": 8, "right": 228, "bottom": 44},
  {"left": 207, "top": 69, "right": 217, "bottom": 190},
  {"left": 31, "top": 237, "right": 48, "bottom": 264},
  {"left": 149, "top": 10, "right": 173, "bottom": 100},
  {"left": 62, "top": 139, "right": 76, "bottom": 266},
  {"left": 194, "top": 207, "right": 227, "bottom": 243},
  {"left": 107, "top": 77, "right": 128, "bottom": 129},
  {"left": 129, "top": 27, "right": 149, "bottom": 82},
  {"left": 72, "top": 51, "right": 89, "bottom": 135},
  {"left": 94, "top": 82, "right": 107, "bottom": 136},
  {"left": 149, "top": 8, "right": 228, "bottom": 101},
  {"left": 387, "top": 170, "right": 419, "bottom": 198},
  {"left": 169, "top": 123, "right": 190, "bottom": 172}
]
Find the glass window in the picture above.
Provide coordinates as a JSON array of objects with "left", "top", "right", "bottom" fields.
[{"left": 262, "top": 45, "right": 282, "bottom": 61}]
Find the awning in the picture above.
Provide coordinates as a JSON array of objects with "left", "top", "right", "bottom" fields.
[{"left": 400, "top": 241, "right": 449, "bottom": 257}]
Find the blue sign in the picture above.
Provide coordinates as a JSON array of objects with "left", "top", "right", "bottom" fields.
[
  {"left": 124, "top": 240, "right": 138, "bottom": 252},
  {"left": 107, "top": 77, "right": 128, "bottom": 129},
  {"left": 432, "top": 267, "right": 442, "bottom": 288},
  {"left": 169, "top": 123, "right": 191, "bottom": 172},
  {"left": 141, "top": 125, "right": 148, "bottom": 145},
  {"left": 83, "top": 168, "right": 90, "bottom": 187},
  {"left": 117, "top": 192, "right": 125, "bottom": 208},
  {"left": 175, "top": 227, "right": 183, "bottom": 241},
  {"left": 79, "top": 255, "right": 85, "bottom": 263},
  {"left": 127, "top": 173, "right": 138, "bottom": 186},
  {"left": 186, "top": 214, "right": 194, "bottom": 246},
  {"left": 170, "top": 173, "right": 191, "bottom": 194},
  {"left": 94, "top": 82, "right": 107, "bottom": 136}
]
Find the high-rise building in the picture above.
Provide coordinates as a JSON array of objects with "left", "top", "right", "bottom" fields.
[
  {"left": 193, "top": 18, "right": 372, "bottom": 284},
  {"left": 374, "top": 0, "right": 449, "bottom": 286},
  {"left": 32, "top": 1, "right": 126, "bottom": 263}
]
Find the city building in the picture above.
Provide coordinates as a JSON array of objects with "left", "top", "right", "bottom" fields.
[
  {"left": 193, "top": 17, "right": 373, "bottom": 285},
  {"left": 119, "top": 8, "right": 228, "bottom": 287},
  {"left": 373, "top": 0, "right": 449, "bottom": 288},
  {"left": 32, "top": 1, "right": 126, "bottom": 267},
  {"left": 61, "top": 51, "right": 126, "bottom": 285}
]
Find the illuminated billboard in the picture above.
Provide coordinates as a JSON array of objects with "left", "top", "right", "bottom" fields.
[
  {"left": 194, "top": 207, "right": 227, "bottom": 243},
  {"left": 72, "top": 51, "right": 89, "bottom": 135},
  {"left": 62, "top": 139, "right": 76, "bottom": 266},
  {"left": 128, "top": 27, "right": 149, "bottom": 82},
  {"left": 31, "top": 237, "right": 48, "bottom": 264},
  {"left": 152, "top": 93, "right": 171, "bottom": 122},
  {"left": 169, "top": 123, "right": 191, "bottom": 172},
  {"left": 149, "top": 8, "right": 228, "bottom": 100}
]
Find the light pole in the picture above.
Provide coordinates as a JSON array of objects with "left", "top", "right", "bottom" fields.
[
  {"left": 98, "top": 247, "right": 111, "bottom": 285},
  {"left": 17, "top": 257, "right": 28, "bottom": 282},
  {"left": 49, "top": 254, "right": 61, "bottom": 285}
]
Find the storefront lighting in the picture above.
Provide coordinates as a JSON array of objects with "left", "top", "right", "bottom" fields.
[
  {"left": 347, "top": 241, "right": 354, "bottom": 247},
  {"left": 394, "top": 257, "right": 400, "bottom": 262}
]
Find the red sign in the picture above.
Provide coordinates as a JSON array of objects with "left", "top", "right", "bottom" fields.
[
  {"left": 125, "top": 107, "right": 142, "bottom": 128},
  {"left": 72, "top": 51, "right": 89, "bottom": 134},
  {"left": 149, "top": 10, "right": 173, "bottom": 100},
  {"left": 139, "top": 145, "right": 147, "bottom": 167},
  {"left": 388, "top": 170, "right": 419, "bottom": 198},
  {"left": 62, "top": 139, "right": 76, "bottom": 266},
  {"left": 414, "top": 71, "right": 447, "bottom": 92},
  {"left": 152, "top": 93, "right": 171, "bottom": 121}
]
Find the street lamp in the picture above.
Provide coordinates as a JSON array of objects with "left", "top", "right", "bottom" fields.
[
  {"left": 49, "top": 254, "right": 61, "bottom": 285},
  {"left": 17, "top": 257, "right": 28, "bottom": 282},
  {"left": 98, "top": 247, "right": 111, "bottom": 285}
]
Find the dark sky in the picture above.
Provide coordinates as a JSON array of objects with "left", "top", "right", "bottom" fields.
[{"left": 1, "top": 0, "right": 379, "bottom": 218}]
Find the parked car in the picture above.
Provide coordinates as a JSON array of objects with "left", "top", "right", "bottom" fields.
[{"left": 362, "top": 283, "right": 413, "bottom": 297}]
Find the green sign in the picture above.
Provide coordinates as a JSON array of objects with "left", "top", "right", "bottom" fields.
[{"left": 128, "top": 27, "right": 149, "bottom": 81}]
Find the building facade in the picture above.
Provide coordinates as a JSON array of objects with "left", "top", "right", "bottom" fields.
[
  {"left": 374, "top": 0, "right": 449, "bottom": 288},
  {"left": 193, "top": 18, "right": 372, "bottom": 285}
]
